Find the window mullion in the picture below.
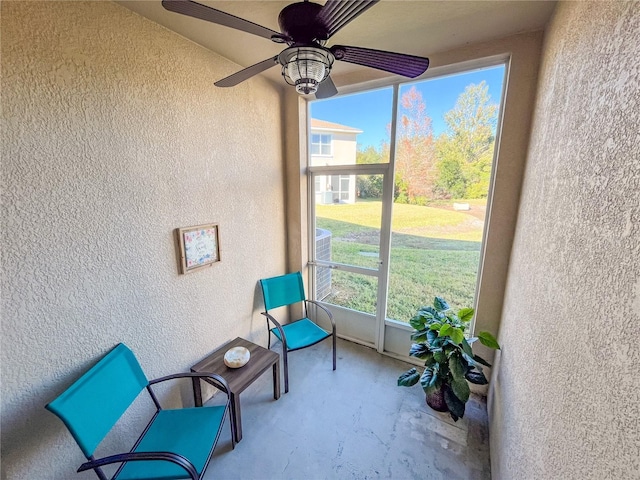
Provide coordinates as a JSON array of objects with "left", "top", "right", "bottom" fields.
[{"left": 375, "top": 84, "right": 399, "bottom": 354}]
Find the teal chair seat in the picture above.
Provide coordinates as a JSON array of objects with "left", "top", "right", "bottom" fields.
[
  {"left": 270, "top": 318, "right": 331, "bottom": 351},
  {"left": 260, "top": 272, "right": 336, "bottom": 393},
  {"left": 117, "top": 406, "right": 227, "bottom": 480}
]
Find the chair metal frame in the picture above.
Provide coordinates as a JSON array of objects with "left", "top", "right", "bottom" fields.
[{"left": 260, "top": 272, "right": 336, "bottom": 393}]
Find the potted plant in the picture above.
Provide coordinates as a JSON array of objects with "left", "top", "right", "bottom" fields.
[{"left": 397, "top": 296, "right": 500, "bottom": 421}]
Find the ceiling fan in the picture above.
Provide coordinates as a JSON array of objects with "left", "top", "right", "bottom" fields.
[{"left": 161, "top": 0, "right": 430, "bottom": 98}]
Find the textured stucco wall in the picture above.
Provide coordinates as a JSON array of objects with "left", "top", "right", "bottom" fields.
[
  {"left": 1, "top": 2, "right": 287, "bottom": 478},
  {"left": 489, "top": 2, "right": 640, "bottom": 479}
]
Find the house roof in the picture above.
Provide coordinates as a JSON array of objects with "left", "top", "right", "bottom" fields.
[{"left": 311, "top": 118, "right": 363, "bottom": 134}]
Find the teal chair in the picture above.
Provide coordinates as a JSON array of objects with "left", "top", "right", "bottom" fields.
[
  {"left": 260, "top": 271, "right": 336, "bottom": 393},
  {"left": 45, "top": 343, "right": 233, "bottom": 480}
]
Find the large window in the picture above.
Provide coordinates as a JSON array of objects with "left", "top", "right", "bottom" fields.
[
  {"left": 308, "top": 63, "right": 506, "bottom": 352},
  {"left": 311, "top": 134, "right": 332, "bottom": 156}
]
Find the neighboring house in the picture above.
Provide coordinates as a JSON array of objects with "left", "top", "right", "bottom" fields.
[{"left": 310, "top": 118, "right": 362, "bottom": 204}]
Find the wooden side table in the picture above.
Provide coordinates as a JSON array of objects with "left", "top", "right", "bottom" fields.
[{"left": 191, "top": 337, "right": 280, "bottom": 442}]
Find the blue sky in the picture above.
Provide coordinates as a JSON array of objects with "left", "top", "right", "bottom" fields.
[{"left": 310, "top": 65, "right": 506, "bottom": 150}]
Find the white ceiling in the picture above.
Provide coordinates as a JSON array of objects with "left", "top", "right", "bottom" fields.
[{"left": 118, "top": 0, "right": 556, "bottom": 90}]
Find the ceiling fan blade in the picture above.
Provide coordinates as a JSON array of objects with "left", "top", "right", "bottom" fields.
[
  {"left": 331, "top": 45, "right": 429, "bottom": 78},
  {"left": 315, "top": 76, "right": 338, "bottom": 99},
  {"left": 214, "top": 56, "right": 279, "bottom": 87},
  {"left": 162, "top": 0, "right": 280, "bottom": 41},
  {"left": 317, "top": 0, "right": 379, "bottom": 39}
]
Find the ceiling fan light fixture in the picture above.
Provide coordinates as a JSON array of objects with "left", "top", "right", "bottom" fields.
[{"left": 279, "top": 46, "right": 334, "bottom": 95}]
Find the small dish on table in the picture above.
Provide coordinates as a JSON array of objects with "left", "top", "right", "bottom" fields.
[{"left": 224, "top": 346, "right": 250, "bottom": 368}]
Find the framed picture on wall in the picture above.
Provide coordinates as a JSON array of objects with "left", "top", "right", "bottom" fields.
[{"left": 175, "top": 223, "right": 221, "bottom": 274}]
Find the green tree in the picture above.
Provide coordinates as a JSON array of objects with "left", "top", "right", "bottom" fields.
[
  {"left": 434, "top": 156, "right": 466, "bottom": 198},
  {"left": 356, "top": 146, "right": 384, "bottom": 198},
  {"left": 435, "top": 81, "right": 498, "bottom": 199},
  {"left": 357, "top": 145, "right": 384, "bottom": 165}
]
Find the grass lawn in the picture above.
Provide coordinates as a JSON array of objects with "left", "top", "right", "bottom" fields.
[{"left": 316, "top": 200, "right": 485, "bottom": 321}]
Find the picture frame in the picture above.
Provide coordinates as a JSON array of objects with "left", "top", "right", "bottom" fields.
[{"left": 175, "top": 223, "right": 221, "bottom": 274}]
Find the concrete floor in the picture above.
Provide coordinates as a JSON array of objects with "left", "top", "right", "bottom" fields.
[{"left": 204, "top": 338, "right": 491, "bottom": 480}]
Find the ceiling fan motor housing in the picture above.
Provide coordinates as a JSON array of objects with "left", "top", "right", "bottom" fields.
[{"left": 278, "top": 1, "right": 328, "bottom": 43}]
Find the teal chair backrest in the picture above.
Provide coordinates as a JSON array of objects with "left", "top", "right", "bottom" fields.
[
  {"left": 260, "top": 272, "right": 306, "bottom": 311},
  {"left": 45, "top": 343, "right": 148, "bottom": 458}
]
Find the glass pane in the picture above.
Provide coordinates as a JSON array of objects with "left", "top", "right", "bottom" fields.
[
  {"left": 386, "top": 65, "right": 505, "bottom": 322},
  {"left": 309, "top": 87, "right": 393, "bottom": 166},
  {"left": 314, "top": 267, "right": 378, "bottom": 315},
  {"left": 314, "top": 174, "right": 383, "bottom": 269}
]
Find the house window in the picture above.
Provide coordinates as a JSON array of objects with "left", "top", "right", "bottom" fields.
[{"left": 311, "top": 134, "right": 332, "bottom": 156}]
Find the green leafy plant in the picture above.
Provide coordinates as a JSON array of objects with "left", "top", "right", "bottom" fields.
[{"left": 397, "top": 296, "right": 500, "bottom": 421}]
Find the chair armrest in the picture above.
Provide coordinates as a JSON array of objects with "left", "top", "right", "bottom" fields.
[
  {"left": 148, "top": 372, "right": 232, "bottom": 409},
  {"left": 78, "top": 451, "right": 198, "bottom": 480},
  {"left": 306, "top": 300, "right": 336, "bottom": 334},
  {"left": 149, "top": 372, "right": 230, "bottom": 396},
  {"left": 261, "top": 312, "right": 288, "bottom": 352}
]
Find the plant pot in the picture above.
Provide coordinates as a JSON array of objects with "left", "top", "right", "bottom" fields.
[{"left": 426, "top": 385, "right": 449, "bottom": 412}]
